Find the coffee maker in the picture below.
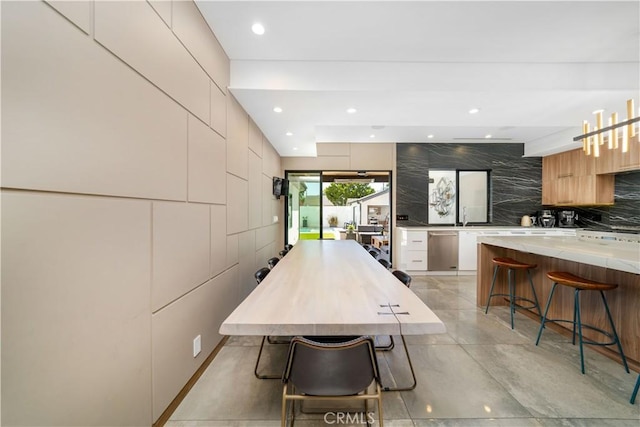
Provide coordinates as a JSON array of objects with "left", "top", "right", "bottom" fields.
[
  {"left": 538, "top": 209, "right": 556, "bottom": 227},
  {"left": 558, "top": 210, "right": 578, "bottom": 227}
]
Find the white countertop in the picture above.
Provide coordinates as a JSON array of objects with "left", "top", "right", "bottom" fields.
[{"left": 477, "top": 235, "right": 640, "bottom": 274}]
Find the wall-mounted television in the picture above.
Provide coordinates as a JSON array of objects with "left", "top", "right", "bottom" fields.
[{"left": 272, "top": 177, "right": 289, "bottom": 199}]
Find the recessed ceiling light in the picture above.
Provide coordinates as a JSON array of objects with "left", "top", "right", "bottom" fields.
[
  {"left": 469, "top": 108, "right": 480, "bottom": 114},
  {"left": 427, "top": 134, "right": 434, "bottom": 139},
  {"left": 485, "top": 134, "right": 492, "bottom": 139},
  {"left": 292, "top": 147, "right": 298, "bottom": 151},
  {"left": 251, "top": 23, "right": 265, "bottom": 35},
  {"left": 273, "top": 106, "right": 282, "bottom": 113},
  {"left": 286, "top": 132, "right": 293, "bottom": 136},
  {"left": 346, "top": 108, "right": 357, "bottom": 114},
  {"left": 369, "top": 134, "right": 375, "bottom": 138}
]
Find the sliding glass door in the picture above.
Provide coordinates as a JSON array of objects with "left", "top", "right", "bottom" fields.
[
  {"left": 286, "top": 172, "right": 322, "bottom": 245},
  {"left": 285, "top": 170, "right": 393, "bottom": 263}
]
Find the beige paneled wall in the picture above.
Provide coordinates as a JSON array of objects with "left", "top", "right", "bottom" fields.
[
  {"left": 0, "top": 1, "right": 282, "bottom": 426},
  {"left": 282, "top": 143, "right": 395, "bottom": 171}
]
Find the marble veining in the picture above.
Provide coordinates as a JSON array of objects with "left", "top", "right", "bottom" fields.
[
  {"left": 397, "top": 143, "right": 541, "bottom": 226},
  {"left": 397, "top": 144, "right": 640, "bottom": 230}
]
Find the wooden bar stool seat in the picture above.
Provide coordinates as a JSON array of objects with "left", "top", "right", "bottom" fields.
[
  {"left": 484, "top": 257, "right": 541, "bottom": 330},
  {"left": 535, "top": 271, "right": 629, "bottom": 375}
]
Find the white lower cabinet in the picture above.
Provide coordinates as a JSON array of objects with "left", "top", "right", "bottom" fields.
[
  {"left": 458, "top": 231, "right": 480, "bottom": 271},
  {"left": 398, "top": 229, "right": 428, "bottom": 272},
  {"left": 397, "top": 227, "right": 578, "bottom": 274}
]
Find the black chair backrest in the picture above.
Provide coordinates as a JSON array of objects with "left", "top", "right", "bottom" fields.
[
  {"left": 392, "top": 270, "right": 412, "bottom": 288},
  {"left": 267, "top": 257, "right": 280, "bottom": 269},
  {"left": 255, "top": 267, "right": 270, "bottom": 284},
  {"left": 361, "top": 244, "right": 372, "bottom": 251},
  {"left": 283, "top": 336, "right": 379, "bottom": 396},
  {"left": 378, "top": 259, "right": 391, "bottom": 269},
  {"left": 279, "top": 249, "right": 289, "bottom": 257},
  {"left": 285, "top": 244, "right": 294, "bottom": 251},
  {"left": 369, "top": 250, "right": 379, "bottom": 259}
]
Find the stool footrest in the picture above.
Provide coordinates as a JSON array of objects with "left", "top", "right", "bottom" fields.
[{"left": 541, "top": 318, "right": 618, "bottom": 347}]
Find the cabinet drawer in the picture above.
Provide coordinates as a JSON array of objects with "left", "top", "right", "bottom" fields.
[
  {"left": 406, "top": 231, "right": 428, "bottom": 250},
  {"left": 406, "top": 254, "right": 428, "bottom": 270}
]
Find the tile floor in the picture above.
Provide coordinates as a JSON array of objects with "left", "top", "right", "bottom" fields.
[{"left": 167, "top": 275, "right": 640, "bottom": 426}]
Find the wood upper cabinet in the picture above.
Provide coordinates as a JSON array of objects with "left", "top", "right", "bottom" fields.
[
  {"left": 618, "top": 134, "right": 640, "bottom": 171},
  {"left": 595, "top": 134, "right": 640, "bottom": 174},
  {"left": 542, "top": 148, "right": 614, "bottom": 206}
]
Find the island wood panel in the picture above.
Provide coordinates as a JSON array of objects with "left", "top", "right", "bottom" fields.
[{"left": 478, "top": 244, "right": 640, "bottom": 368}]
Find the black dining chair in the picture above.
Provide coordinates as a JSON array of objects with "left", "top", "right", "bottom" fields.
[
  {"left": 255, "top": 267, "right": 270, "bottom": 284},
  {"left": 281, "top": 336, "right": 384, "bottom": 426},
  {"left": 369, "top": 249, "right": 380, "bottom": 259},
  {"left": 279, "top": 249, "right": 289, "bottom": 257},
  {"left": 267, "top": 257, "right": 280, "bottom": 269},
  {"left": 391, "top": 270, "right": 412, "bottom": 288},
  {"left": 375, "top": 270, "right": 416, "bottom": 392},
  {"left": 285, "top": 244, "right": 294, "bottom": 251},
  {"left": 378, "top": 259, "right": 392, "bottom": 270}
]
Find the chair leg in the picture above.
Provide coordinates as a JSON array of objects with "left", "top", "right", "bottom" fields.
[
  {"left": 526, "top": 268, "right": 542, "bottom": 316},
  {"left": 376, "top": 335, "right": 395, "bottom": 351},
  {"left": 536, "top": 282, "right": 558, "bottom": 345},
  {"left": 281, "top": 384, "right": 287, "bottom": 427},
  {"left": 484, "top": 265, "right": 500, "bottom": 314},
  {"left": 631, "top": 373, "right": 640, "bottom": 404},
  {"left": 254, "top": 336, "right": 281, "bottom": 380},
  {"left": 377, "top": 384, "right": 384, "bottom": 427},
  {"left": 508, "top": 268, "right": 515, "bottom": 329},
  {"left": 382, "top": 335, "right": 416, "bottom": 392},
  {"left": 575, "top": 289, "right": 586, "bottom": 374},
  {"left": 600, "top": 290, "right": 630, "bottom": 373}
]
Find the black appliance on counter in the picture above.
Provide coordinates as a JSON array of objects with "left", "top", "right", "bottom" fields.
[
  {"left": 558, "top": 210, "right": 578, "bottom": 227},
  {"left": 538, "top": 210, "right": 556, "bottom": 227}
]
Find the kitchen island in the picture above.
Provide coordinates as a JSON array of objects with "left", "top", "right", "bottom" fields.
[{"left": 477, "top": 231, "right": 640, "bottom": 368}]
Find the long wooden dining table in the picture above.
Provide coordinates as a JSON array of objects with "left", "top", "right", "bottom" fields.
[{"left": 220, "top": 239, "right": 445, "bottom": 338}]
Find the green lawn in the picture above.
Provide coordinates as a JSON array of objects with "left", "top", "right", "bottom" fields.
[{"left": 299, "top": 232, "right": 335, "bottom": 240}]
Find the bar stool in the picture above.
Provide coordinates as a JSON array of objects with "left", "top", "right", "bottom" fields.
[
  {"left": 535, "top": 271, "right": 629, "bottom": 375},
  {"left": 484, "top": 257, "right": 541, "bottom": 329}
]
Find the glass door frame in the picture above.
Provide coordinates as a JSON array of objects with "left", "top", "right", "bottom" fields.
[{"left": 284, "top": 170, "right": 393, "bottom": 262}]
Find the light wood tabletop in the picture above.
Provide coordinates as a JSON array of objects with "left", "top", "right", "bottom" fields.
[{"left": 220, "top": 240, "right": 446, "bottom": 337}]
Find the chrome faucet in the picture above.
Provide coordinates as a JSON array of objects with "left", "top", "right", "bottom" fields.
[{"left": 462, "top": 206, "right": 468, "bottom": 227}]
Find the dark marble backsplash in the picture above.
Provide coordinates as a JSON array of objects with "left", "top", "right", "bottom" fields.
[
  {"left": 568, "top": 171, "right": 640, "bottom": 231},
  {"left": 396, "top": 143, "right": 640, "bottom": 229}
]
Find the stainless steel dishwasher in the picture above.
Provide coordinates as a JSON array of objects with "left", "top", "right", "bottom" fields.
[{"left": 428, "top": 231, "right": 458, "bottom": 271}]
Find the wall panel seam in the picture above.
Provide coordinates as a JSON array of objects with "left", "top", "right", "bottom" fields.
[
  {"left": 91, "top": 36, "right": 208, "bottom": 126},
  {"left": 150, "top": 265, "right": 236, "bottom": 316}
]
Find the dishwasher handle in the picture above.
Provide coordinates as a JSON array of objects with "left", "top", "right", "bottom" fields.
[{"left": 428, "top": 232, "right": 458, "bottom": 237}]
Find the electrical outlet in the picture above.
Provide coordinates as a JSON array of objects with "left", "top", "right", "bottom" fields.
[{"left": 193, "top": 335, "right": 201, "bottom": 358}]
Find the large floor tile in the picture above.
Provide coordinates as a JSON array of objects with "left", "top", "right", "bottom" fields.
[
  {"left": 464, "top": 343, "right": 638, "bottom": 419},
  {"left": 170, "top": 346, "right": 284, "bottom": 421},
  {"left": 536, "top": 419, "right": 640, "bottom": 427},
  {"left": 413, "top": 418, "right": 543, "bottom": 426},
  {"left": 397, "top": 345, "right": 532, "bottom": 419},
  {"left": 434, "top": 308, "right": 531, "bottom": 345}
]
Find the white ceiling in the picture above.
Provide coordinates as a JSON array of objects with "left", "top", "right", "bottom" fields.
[{"left": 195, "top": 0, "right": 640, "bottom": 157}]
